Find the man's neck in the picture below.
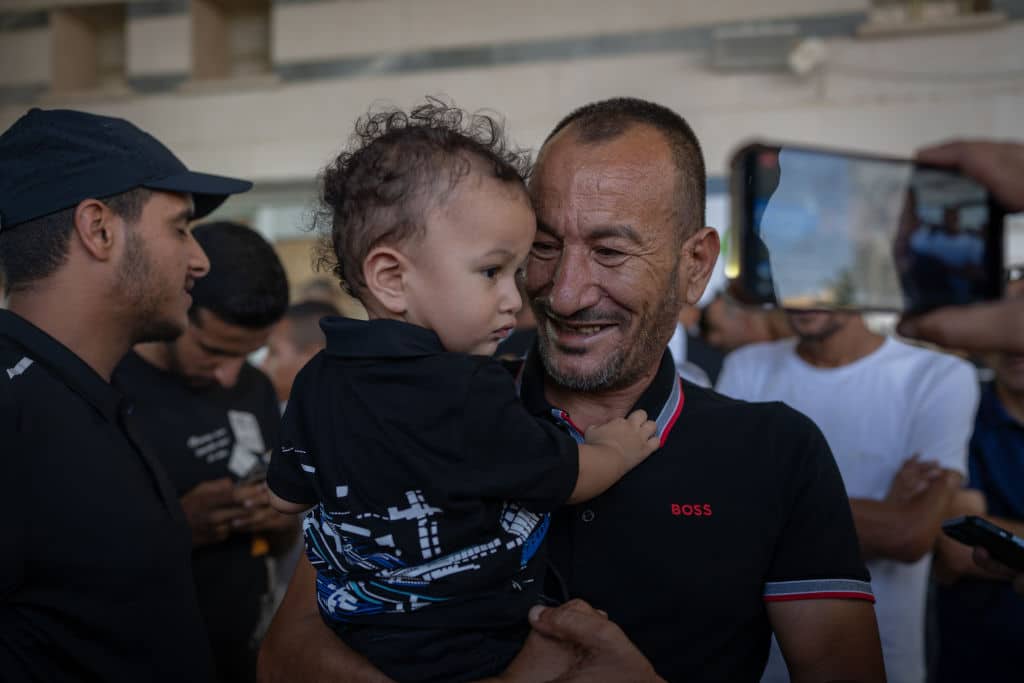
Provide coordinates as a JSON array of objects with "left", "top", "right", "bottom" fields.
[
  {"left": 795, "top": 318, "right": 884, "bottom": 369},
  {"left": 134, "top": 342, "right": 173, "bottom": 371},
  {"left": 542, "top": 362, "right": 660, "bottom": 433},
  {"left": 995, "top": 381, "right": 1024, "bottom": 426},
  {"left": 7, "top": 281, "right": 130, "bottom": 382}
]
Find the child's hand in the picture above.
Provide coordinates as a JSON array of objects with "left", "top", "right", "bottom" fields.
[{"left": 584, "top": 409, "right": 660, "bottom": 472}]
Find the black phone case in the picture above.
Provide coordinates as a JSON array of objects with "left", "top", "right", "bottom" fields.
[{"left": 942, "top": 515, "right": 1024, "bottom": 572}]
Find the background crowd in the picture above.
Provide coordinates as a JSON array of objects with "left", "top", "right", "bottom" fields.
[{"left": 2, "top": 2, "right": 1024, "bottom": 682}]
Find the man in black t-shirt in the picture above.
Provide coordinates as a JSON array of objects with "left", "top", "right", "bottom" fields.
[
  {"left": 0, "top": 109, "right": 250, "bottom": 682},
  {"left": 260, "top": 99, "right": 885, "bottom": 682},
  {"left": 114, "top": 221, "right": 296, "bottom": 683}
]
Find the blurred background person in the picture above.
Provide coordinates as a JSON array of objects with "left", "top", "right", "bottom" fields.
[
  {"left": 930, "top": 271, "right": 1024, "bottom": 683},
  {"left": 717, "top": 308, "right": 978, "bottom": 683},
  {"left": 114, "top": 221, "right": 298, "bottom": 683},
  {"left": 700, "top": 292, "right": 791, "bottom": 353},
  {"left": 669, "top": 303, "right": 724, "bottom": 386},
  {"left": 260, "top": 299, "right": 338, "bottom": 410}
]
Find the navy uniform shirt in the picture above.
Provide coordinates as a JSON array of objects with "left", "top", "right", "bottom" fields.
[
  {"left": 522, "top": 349, "right": 872, "bottom": 683},
  {"left": 0, "top": 310, "right": 212, "bottom": 682},
  {"left": 268, "top": 318, "right": 579, "bottom": 629},
  {"left": 936, "top": 382, "right": 1024, "bottom": 683},
  {"left": 113, "top": 351, "right": 280, "bottom": 671}
]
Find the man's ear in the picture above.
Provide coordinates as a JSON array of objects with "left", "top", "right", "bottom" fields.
[
  {"left": 363, "top": 246, "right": 409, "bottom": 315},
  {"left": 679, "top": 227, "right": 721, "bottom": 305},
  {"left": 71, "top": 198, "right": 120, "bottom": 262}
]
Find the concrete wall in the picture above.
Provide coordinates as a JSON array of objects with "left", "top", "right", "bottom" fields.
[{"left": 1, "top": 1, "right": 1020, "bottom": 208}]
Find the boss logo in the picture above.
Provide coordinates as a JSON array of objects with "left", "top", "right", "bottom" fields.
[{"left": 670, "top": 503, "right": 713, "bottom": 517}]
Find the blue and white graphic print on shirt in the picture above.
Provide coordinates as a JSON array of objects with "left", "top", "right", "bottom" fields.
[{"left": 294, "top": 441, "right": 550, "bottom": 621}]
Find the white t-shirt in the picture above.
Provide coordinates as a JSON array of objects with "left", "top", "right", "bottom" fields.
[{"left": 716, "top": 337, "right": 979, "bottom": 683}]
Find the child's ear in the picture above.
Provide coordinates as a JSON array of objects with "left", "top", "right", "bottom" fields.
[{"left": 363, "top": 246, "right": 408, "bottom": 315}]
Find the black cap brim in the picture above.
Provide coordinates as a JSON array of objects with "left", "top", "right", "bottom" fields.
[{"left": 144, "top": 171, "right": 253, "bottom": 220}]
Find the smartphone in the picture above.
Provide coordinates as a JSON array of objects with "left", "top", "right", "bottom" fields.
[
  {"left": 728, "top": 142, "right": 1006, "bottom": 314},
  {"left": 942, "top": 515, "right": 1024, "bottom": 572}
]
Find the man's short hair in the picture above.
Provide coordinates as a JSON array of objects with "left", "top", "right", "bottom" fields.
[
  {"left": 190, "top": 221, "right": 289, "bottom": 329},
  {"left": 284, "top": 300, "right": 339, "bottom": 351},
  {"left": 545, "top": 97, "right": 706, "bottom": 240},
  {"left": 315, "top": 98, "right": 531, "bottom": 298},
  {"left": 0, "top": 188, "right": 151, "bottom": 293}
]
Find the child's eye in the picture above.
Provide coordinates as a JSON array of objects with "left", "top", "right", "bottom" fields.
[{"left": 482, "top": 267, "right": 499, "bottom": 279}]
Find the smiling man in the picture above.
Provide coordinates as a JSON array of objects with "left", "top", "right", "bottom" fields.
[
  {"left": 0, "top": 108, "right": 250, "bottom": 682},
  {"left": 258, "top": 98, "right": 885, "bottom": 682}
]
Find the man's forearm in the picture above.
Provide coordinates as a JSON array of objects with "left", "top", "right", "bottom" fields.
[
  {"left": 852, "top": 474, "right": 958, "bottom": 562},
  {"left": 257, "top": 558, "right": 394, "bottom": 683}
]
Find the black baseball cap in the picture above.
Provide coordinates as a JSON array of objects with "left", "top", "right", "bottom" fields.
[{"left": 0, "top": 108, "right": 253, "bottom": 231}]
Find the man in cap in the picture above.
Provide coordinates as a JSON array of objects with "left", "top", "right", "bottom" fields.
[{"left": 0, "top": 108, "right": 250, "bottom": 682}]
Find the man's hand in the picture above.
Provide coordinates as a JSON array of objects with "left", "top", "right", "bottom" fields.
[
  {"left": 916, "top": 140, "right": 1024, "bottom": 212},
  {"left": 898, "top": 140, "right": 1024, "bottom": 354},
  {"left": 885, "top": 454, "right": 943, "bottom": 504},
  {"left": 233, "top": 482, "right": 299, "bottom": 534},
  {"left": 180, "top": 477, "right": 250, "bottom": 547},
  {"left": 972, "top": 547, "right": 1024, "bottom": 595},
  {"left": 522, "top": 600, "right": 665, "bottom": 683}
]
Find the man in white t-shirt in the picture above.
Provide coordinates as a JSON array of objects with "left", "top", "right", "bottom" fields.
[{"left": 717, "top": 310, "right": 979, "bottom": 683}]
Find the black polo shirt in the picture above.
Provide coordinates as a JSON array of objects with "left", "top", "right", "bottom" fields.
[
  {"left": 0, "top": 310, "right": 212, "bottom": 682},
  {"left": 113, "top": 351, "right": 280, "bottom": 673},
  {"left": 268, "top": 317, "right": 578, "bottom": 628},
  {"left": 519, "top": 349, "right": 872, "bottom": 683}
]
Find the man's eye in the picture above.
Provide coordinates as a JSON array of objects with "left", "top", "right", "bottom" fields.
[
  {"left": 531, "top": 242, "right": 558, "bottom": 258},
  {"left": 595, "top": 247, "right": 628, "bottom": 261}
]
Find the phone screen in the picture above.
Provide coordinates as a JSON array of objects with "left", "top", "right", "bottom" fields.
[{"left": 732, "top": 144, "right": 1004, "bottom": 313}]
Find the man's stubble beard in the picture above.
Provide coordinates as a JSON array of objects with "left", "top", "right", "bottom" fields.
[
  {"left": 535, "top": 263, "right": 682, "bottom": 393},
  {"left": 118, "top": 228, "right": 183, "bottom": 345}
]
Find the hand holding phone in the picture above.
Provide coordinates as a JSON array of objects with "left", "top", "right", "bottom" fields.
[{"left": 942, "top": 515, "right": 1024, "bottom": 573}]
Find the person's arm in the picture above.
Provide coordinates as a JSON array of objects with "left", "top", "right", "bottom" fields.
[
  {"left": 569, "top": 410, "right": 659, "bottom": 503},
  {"left": 851, "top": 468, "right": 961, "bottom": 563},
  {"left": 259, "top": 561, "right": 645, "bottom": 683},
  {"left": 769, "top": 600, "right": 884, "bottom": 683},
  {"left": 257, "top": 557, "right": 395, "bottom": 683},
  {"left": 855, "top": 358, "right": 978, "bottom": 562}
]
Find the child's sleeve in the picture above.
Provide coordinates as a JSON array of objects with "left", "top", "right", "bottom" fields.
[
  {"left": 456, "top": 360, "right": 579, "bottom": 512},
  {"left": 266, "top": 375, "right": 320, "bottom": 506}
]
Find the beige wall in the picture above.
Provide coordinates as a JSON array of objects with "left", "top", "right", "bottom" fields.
[{"left": 0, "top": 1, "right": 1020, "bottom": 228}]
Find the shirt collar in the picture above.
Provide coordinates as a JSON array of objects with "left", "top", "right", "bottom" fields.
[
  {"left": 518, "top": 346, "right": 685, "bottom": 446},
  {"left": 0, "top": 309, "right": 124, "bottom": 422},
  {"left": 322, "top": 317, "right": 445, "bottom": 359}
]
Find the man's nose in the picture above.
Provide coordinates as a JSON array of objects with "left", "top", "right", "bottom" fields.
[
  {"left": 547, "top": 247, "right": 601, "bottom": 317},
  {"left": 212, "top": 357, "right": 245, "bottom": 389},
  {"left": 190, "top": 238, "right": 211, "bottom": 279}
]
